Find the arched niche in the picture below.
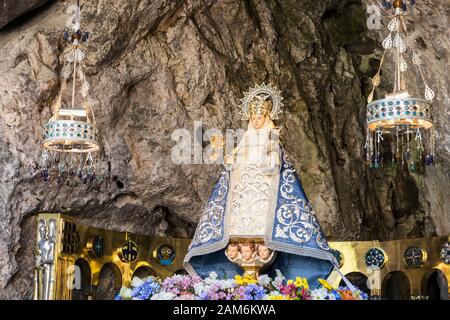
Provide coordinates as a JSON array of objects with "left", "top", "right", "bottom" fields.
[
  {"left": 421, "top": 269, "right": 448, "bottom": 300},
  {"left": 339, "top": 272, "right": 370, "bottom": 296},
  {"left": 132, "top": 265, "right": 157, "bottom": 280},
  {"left": 382, "top": 271, "right": 411, "bottom": 300},
  {"left": 173, "top": 269, "right": 188, "bottom": 276},
  {"left": 96, "top": 263, "right": 122, "bottom": 300},
  {"left": 72, "top": 258, "right": 92, "bottom": 300}
]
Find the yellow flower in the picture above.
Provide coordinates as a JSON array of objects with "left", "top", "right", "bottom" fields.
[
  {"left": 234, "top": 275, "right": 244, "bottom": 285},
  {"left": 269, "top": 295, "right": 290, "bottom": 300},
  {"left": 294, "top": 277, "right": 309, "bottom": 289},
  {"left": 318, "top": 278, "right": 333, "bottom": 291},
  {"left": 303, "top": 277, "right": 309, "bottom": 290},
  {"left": 235, "top": 274, "right": 258, "bottom": 285},
  {"left": 243, "top": 274, "right": 257, "bottom": 284},
  {"left": 287, "top": 279, "right": 294, "bottom": 285}
]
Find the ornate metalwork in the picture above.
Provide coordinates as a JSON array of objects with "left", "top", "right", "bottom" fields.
[
  {"left": 404, "top": 246, "right": 427, "bottom": 268},
  {"left": 120, "top": 240, "right": 139, "bottom": 263},
  {"left": 61, "top": 220, "right": 80, "bottom": 254},
  {"left": 240, "top": 83, "right": 284, "bottom": 120},
  {"left": 441, "top": 242, "right": 450, "bottom": 265},
  {"left": 33, "top": 213, "right": 450, "bottom": 300},
  {"left": 43, "top": 120, "right": 99, "bottom": 153},
  {"left": 40, "top": 2, "right": 107, "bottom": 185},
  {"left": 365, "top": 3, "right": 435, "bottom": 171},
  {"left": 155, "top": 245, "right": 176, "bottom": 266},
  {"left": 367, "top": 97, "right": 433, "bottom": 131},
  {"left": 365, "top": 247, "right": 387, "bottom": 270},
  {"left": 34, "top": 219, "right": 57, "bottom": 300},
  {"left": 88, "top": 235, "right": 105, "bottom": 258}
]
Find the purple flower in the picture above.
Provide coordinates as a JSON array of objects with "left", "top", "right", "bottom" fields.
[{"left": 243, "top": 284, "right": 266, "bottom": 300}]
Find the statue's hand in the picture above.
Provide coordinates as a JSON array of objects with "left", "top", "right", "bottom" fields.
[{"left": 210, "top": 135, "right": 225, "bottom": 149}]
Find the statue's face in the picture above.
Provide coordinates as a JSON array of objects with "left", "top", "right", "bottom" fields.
[
  {"left": 227, "top": 245, "right": 238, "bottom": 259},
  {"left": 241, "top": 245, "right": 254, "bottom": 261},
  {"left": 251, "top": 114, "right": 266, "bottom": 129},
  {"left": 258, "top": 245, "right": 271, "bottom": 260},
  {"left": 39, "top": 224, "right": 46, "bottom": 239}
]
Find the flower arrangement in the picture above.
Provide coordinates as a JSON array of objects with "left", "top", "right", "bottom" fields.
[
  {"left": 115, "top": 276, "right": 161, "bottom": 300},
  {"left": 115, "top": 271, "right": 368, "bottom": 301}
]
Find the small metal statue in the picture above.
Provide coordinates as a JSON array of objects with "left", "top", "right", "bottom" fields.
[{"left": 34, "top": 219, "right": 57, "bottom": 300}]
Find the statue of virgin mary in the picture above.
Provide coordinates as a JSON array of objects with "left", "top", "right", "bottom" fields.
[{"left": 184, "top": 84, "right": 352, "bottom": 289}]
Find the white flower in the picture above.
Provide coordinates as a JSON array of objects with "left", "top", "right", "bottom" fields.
[
  {"left": 151, "top": 291, "right": 176, "bottom": 300},
  {"left": 258, "top": 275, "right": 271, "bottom": 287},
  {"left": 268, "top": 290, "right": 281, "bottom": 297},
  {"left": 220, "top": 279, "right": 235, "bottom": 289},
  {"left": 273, "top": 269, "right": 285, "bottom": 287},
  {"left": 119, "top": 287, "right": 132, "bottom": 299},
  {"left": 131, "top": 276, "right": 144, "bottom": 288},
  {"left": 194, "top": 282, "right": 206, "bottom": 295},
  {"left": 209, "top": 271, "right": 218, "bottom": 280},
  {"left": 204, "top": 272, "right": 219, "bottom": 285},
  {"left": 311, "top": 288, "right": 328, "bottom": 300}
]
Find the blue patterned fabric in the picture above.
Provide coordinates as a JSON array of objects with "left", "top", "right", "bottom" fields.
[
  {"left": 267, "top": 152, "right": 336, "bottom": 263},
  {"left": 184, "top": 150, "right": 337, "bottom": 285}
]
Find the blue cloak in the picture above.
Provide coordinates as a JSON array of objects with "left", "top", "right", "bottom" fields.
[{"left": 184, "top": 150, "right": 340, "bottom": 289}]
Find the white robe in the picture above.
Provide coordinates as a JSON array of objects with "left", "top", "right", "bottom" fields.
[{"left": 225, "top": 118, "right": 281, "bottom": 239}]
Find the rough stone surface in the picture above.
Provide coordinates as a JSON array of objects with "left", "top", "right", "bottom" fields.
[
  {"left": 0, "top": 0, "right": 448, "bottom": 299},
  {"left": 0, "top": 0, "right": 49, "bottom": 28}
]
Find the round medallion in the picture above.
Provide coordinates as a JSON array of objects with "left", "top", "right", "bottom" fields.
[
  {"left": 404, "top": 246, "right": 427, "bottom": 268},
  {"left": 440, "top": 242, "right": 450, "bottom": 265},
  {"left": 331, "top": 249, "right": 345, "bottom": 268},
  {"left": 365, "top": 247, "right": 387, "bottom": 270},
  {"left": 89, "top": 235, "right": 105, "bottom": 258},
  {"left": 154, "top": 245, "right": 176, "bottom": 266},
  {"left": 120, "top": 240, "right": 138, "bottom": 263}
]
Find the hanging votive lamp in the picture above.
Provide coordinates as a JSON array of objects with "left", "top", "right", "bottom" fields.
[
  {"left": 365, "top": 0, "right": 435, "bottom": 171},
  {"left": 41, "top": 3, "right": 104, "bottom": 185}
]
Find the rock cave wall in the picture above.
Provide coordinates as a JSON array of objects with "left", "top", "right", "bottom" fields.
[{"left": 0, "top": 0, "right": 448, "bottom": 299}]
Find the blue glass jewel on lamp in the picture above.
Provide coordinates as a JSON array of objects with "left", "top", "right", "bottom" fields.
[
  {"left": 392, "top": 156, "right": 397, "bottom": 167},
  {"left": 406, "top": 150, "right": 411, "bottom": 160},
  {"left": 425, "top": 154, "right": 431, "bottom": 166},
  {"left": 42, "top": 169, "right": 49, "bottom": 182},
  {"left": 374, "top": 160, "right": 380, "bottom": 169},
  {"left": 82, "top": 32, "right": 89, "bottom": 42}
]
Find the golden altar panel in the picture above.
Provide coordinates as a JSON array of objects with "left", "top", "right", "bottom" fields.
[{"left": 34, "top": 213, "right": 449, "bottom": 300}]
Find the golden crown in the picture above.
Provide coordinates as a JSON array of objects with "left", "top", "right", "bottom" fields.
[
  {"left": 240, "top": 83, "right": 284, "bottom": 120},
  {"left": 249, "top": 99, "right": 273, "bottom": 116}
]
